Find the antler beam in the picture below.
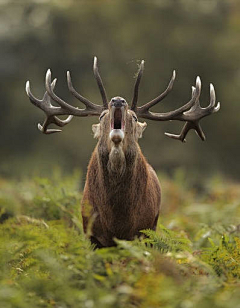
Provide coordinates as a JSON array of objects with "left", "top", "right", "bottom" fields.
[
  {"left": 26, "top": 57, "right": 107, "bottom": 134},
  {"left": 164, "top": 83, "right": 220, "bottom": 142},
  {"left": 131, "top": 60, "right": 145, "bottom": 111},
  {"left": 132, "top": 62, "right": 220, "bottom": 142},
  {"left": 26, "top": 78, "right": 74, "bottom": 134},
  {"left": 93, "top": 57, "right": 108, "bottom": 108}
]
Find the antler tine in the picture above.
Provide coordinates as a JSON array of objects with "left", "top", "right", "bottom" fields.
[
  {"left": 26, "top": 78, "right": 74, "bottom": 134},
  {"left": 37, "top": 114, "right": 73, "bottom": 134},
  {"left": 165, "top": 121, "right": 206, "bottom": 143},
  {"left": 26, "top": 65, "right": 105, "bottom": 134},
  {"left": 26, "top": 81, "right": 43, "bottom": 108},
  {"left": 26, "top": 79, "right": 56, "bottom": 109},
  {"left": 42, "top": 78, "right": 57, "bottom": 103},
  {"left": 136, "top": 76, "right": 201, "bottom": 121},
  {"left": 164, "top": 80, "right": 220, "bottom": 142},
  {"left": 46, "top": 69, "right": 84, "bottom": 116},
  {"left": 26, "top": 78, "right": 61, "bottom": 113},
  {"left": 67, "top": 71, "right": 103, "bottom": 113},
  {"left": 209, "top": 84, "right": 221, "bottom": 112},
  {"left": 136, "top": 73, "right": 220, "bottom": 142},
  {"left": 93, "top": 56, "right": 108, "bottom": 109},
  {"left": 131, "top": 60, "right": 145, "bottom": 111},
  {"left": 139, "top": 70, "right": 176, "bottom": 112},
  {"left": 46, "top": 69, "right": 102, "bottom": 117}
]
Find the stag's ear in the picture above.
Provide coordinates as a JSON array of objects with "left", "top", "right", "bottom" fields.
[
  {"left": 92, "top": 124, "right": 101, "bottom": 139},
  {"left": 136, "top": 121, "right": 147, "bottom": 139}
]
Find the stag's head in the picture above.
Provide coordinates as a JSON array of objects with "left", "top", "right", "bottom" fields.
[
  {"left": 26, "top": 57, "right": 220, "bottom": 146},
  {"left": 92, "top": 96, "right": 147, "bottom": 149}
]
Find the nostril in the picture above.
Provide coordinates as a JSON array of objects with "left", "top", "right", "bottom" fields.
[{"left": 111, "top": 97, "right": 127, "bottom": 107}]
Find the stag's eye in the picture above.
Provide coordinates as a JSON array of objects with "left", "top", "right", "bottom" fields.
[
  {"left": 99, "top": 113, "right": 106, "bottom": 121},
  {"left": 132, "top": 115, "right": 138, "bottom": 122}
]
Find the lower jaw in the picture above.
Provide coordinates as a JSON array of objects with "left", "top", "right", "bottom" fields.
[{"left": 109, "top": 129, "right": 125, "bottom": 144}]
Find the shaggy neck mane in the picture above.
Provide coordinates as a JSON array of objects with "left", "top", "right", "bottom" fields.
[
  {"left": 98, "top": 139, "right": 141, "bottom": 178},
  {"left": 95, "top": 140, "right": 148, "bottom": 208},
  {"left": 108, "top": 145, "right": 126, "bottom": 177}
]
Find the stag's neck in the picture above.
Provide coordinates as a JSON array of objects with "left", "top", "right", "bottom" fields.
[
  {"left": 94, "top": 142, "right": 150, "bottom": 212},
  {"left": 97, "top": 140, "right": 141, "bottom": 182},
  {"left": 108, "top": 144, "right": 126, "bottom": 177},
  {"left": 85, "top": 141, "right": 149, "bottom": 221}
]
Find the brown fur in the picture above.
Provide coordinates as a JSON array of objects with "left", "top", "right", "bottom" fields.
[{"left": 82, "top": 106, "right": 161, "bottom": 248}]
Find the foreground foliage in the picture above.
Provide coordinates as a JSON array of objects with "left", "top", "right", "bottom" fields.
[{"left": 0, "top": 170, "right": 240, "bottom": 308}]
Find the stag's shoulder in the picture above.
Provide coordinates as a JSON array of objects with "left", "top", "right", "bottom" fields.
[{"left": 146, "top": 163, "right": 161, "bottom": 190}]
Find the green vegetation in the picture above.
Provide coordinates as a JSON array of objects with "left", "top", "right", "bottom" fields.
[{"left": 0, "top": 170, "right": 239, "bottom": 308}]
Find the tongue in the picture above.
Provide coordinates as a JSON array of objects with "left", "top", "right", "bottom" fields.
[{"left": 114, "top": 108, "right": 122, "bottom": 129}]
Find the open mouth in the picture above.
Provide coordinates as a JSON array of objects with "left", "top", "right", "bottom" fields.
[
  {"left": 111, "top": 108, "right": 125, "bottom": 130},
  {"left": 109, "top": 107, "right": 125, "bottom": 143}
]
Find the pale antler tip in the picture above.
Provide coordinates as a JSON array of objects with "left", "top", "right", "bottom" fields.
[
  {"left": 210, "top": 83, "right": 215, "bottom": 93},
  {"left": 46, "top": 69, "right": 52, "bottom": 84},
  {"left": 210, "top": 84, "right": 215, "bottom": 98},
  {"left": 165, "top": 132, "right": 186, "bottom": 142},
  {"left": 25, "top": 81, "right": 30, "bottom": 93},
  {"left": 196, "top": 76, "right": 201, "bottom": 85},
  {"left": 50, "top": 78, "right": 57, "bottom": 90},
  {"left": 196, "top": 76, "right": 202, "bottom": 93},
  {"left": 139, "top": 60, "right": 144, "bottom": 71},
  {"left": 191, "top": 86, "right": 196, "bottom": 95},
  {"left": 173, "top": 70, "right": 176, "bottom": 79},
  {"left": 38, "top": 123, "right": 43, "bottom": 132},
  {"left": 93, "top": 56, "right": 98, "bottom": 68},
  {"left": 215, "top": 102, "right": 221, "bottom": 112},
  {"left": 67, "top": 70, "right": 71, "bottom": 81},
  {"left": 46, "top": 69, "right": 54, "bottom": 93},
  {"left": 66, "top": 115, "right": 74, "bottom": 122},
  {"left": 38, "top": 122, "right": 62, "bottom": 134},
  {"left": 67, "top": 70, "right": 72, "bottom": 81},
  {"left": 209, "top": 83, "right": 216, "bottom": 109},
  {"left": 66, "top": 71, "right": 73, "bottom": 90}
]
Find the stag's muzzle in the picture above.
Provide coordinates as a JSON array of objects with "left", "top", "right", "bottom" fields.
[{"left": 109, "top": 97, "right": 127, "bottom": 144}]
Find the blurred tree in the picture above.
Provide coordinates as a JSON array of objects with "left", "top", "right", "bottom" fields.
[{"left": 0, "top": 0, "right": 239, "bottom": 181}]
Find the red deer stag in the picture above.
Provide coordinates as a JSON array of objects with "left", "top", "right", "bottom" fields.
[{"left": 26, "top": 58, "right": 220, "bottom": 247}]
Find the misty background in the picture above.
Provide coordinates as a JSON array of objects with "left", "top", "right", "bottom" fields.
[{"left": 0, "top": 0, "right": 239, "bottom": 183}]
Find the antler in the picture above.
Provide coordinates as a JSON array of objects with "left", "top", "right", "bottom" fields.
[
  {"left": 164, "top": 83, "right": 220, "bottom": 142},
  {"left": 131, "top": 62, "right": 220, "bottom": 142},
  {"left": 26, "top": 57, "right": 107, "bottom": 134},
  {"left": 131, "top": 60, "right": 145, "bottom": 111},
  {"left": 93, "top": 56, "right": 108, "bottom": 108}
]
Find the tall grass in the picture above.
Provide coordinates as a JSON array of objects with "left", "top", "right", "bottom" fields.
[{"left": 0, "top": 170, "right": 239, "bottom": 308}]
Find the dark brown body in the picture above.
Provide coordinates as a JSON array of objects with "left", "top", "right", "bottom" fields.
[{"left": 81, "top": 106, "right": 161, "bottom": 248}]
